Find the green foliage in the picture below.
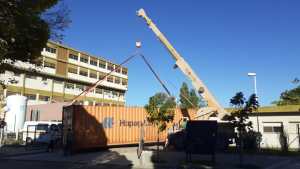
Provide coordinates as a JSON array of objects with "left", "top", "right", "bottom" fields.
[
  {"left": 224, "top": 92, "right": 260, "bottom": 165},
  {"left": 224, "top": 92, "right": 259, "bottom": 133},
  {"left": 189, "top": 89, "right": 199, "bottom": 107},
  {"left": 144, "top": 92, "right": 176, "bottom": 132},
  {"left": 179, "top": 82, "right": 200, "bottom": 109},
  {"left": 0, "top": 0, "right": 70, "bottom": 68},
  {"left": 179, "top": 82, "right": 190, "bottom": 108},
  {"left": 273, "top": 85, "right": 300, "bottom": 106},
  {"left": 243, "top": 130, "right": 262, "bottom": 150}
]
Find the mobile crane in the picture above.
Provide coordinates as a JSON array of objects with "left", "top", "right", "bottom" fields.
[{"left": 137, "top": 8, "right": 227, "bottom": 120}]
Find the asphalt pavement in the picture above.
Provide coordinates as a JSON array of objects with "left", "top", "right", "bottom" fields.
[{"left": 1, "top": 147, "right": 300, "bottom": 169}]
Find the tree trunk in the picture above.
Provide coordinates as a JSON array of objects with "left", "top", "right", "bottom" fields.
[
  {"left": 239, "top": 131, "right": 244, "bottom": 167},
  {"left": 157, "top": 129, "right": 159, "bottom": 162}
]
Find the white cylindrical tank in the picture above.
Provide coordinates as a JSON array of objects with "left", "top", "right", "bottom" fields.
[{"left": 5, "top": 95, "right": 27, "bottom": 133}]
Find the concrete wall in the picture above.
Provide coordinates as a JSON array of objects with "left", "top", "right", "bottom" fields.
[
  {"left": 26, "top": 102, "right": 68, "bottom": 121},
  {"left": 249, "top": 113, "right": 300, "bottom": 150}
]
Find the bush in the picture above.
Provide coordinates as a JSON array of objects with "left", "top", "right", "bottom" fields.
[{"left": 242, "top": 130, "right": 262, "bottom": 150}]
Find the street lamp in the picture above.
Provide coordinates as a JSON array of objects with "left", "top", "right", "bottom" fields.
[
  {"left": 247, "top": 72, "right": 260, "bottom": 133},
  {"left": 247, "top": 72, "right": 257, "bottom": 96}
]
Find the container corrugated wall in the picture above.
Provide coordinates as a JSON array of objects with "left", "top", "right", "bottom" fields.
[{"left": 64, "top": 105, "right": 196, "bottom": 151}]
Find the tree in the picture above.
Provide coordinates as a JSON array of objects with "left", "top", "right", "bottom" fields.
[
  {"left": 0, "top": 0, "right": 70, "bottom": 72},
  {"left": 189, "top": 89, "right": 200, "bottom": 108},
  {"left": 179, "top": 82, "right": 200, "bottom": 109},
  {"left": 144, "top": 92, "right": 176, "bottom": 161},
  {"left": 223, "top": 92, "right": 259, "bottom": 166},
  {"left": 273, "top": 85, "right": 300, "bottom": 106},
  {"left": 0, "top": 0, "right": 70, "bottom": 128}
]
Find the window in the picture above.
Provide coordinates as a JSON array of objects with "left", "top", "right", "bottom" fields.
[
  {"left": 115, "top": 66, "right": 121, "bottom": 73},
  {"left": 36, "top": 124, "right": 49, "bottom": 131},
  {"left": 41, "top": 77, "right": 47, "bottom": 81},
  {"left": 89, "top": 72, "right": 97, "bottom": 79},
  {"left": 76, "top": 84, "right": 85, "bottom": 91},
  {"left": 45, "top": 46, "right": 56, "bottom": 54},
  {"left": 273, "top": 126, "right": 283, "bottom": 133},
  {"left": 107, "top": 63, "right": 114, "bottom": 71},
  {"left": 26, "top": 75, "right": 37, "bottom": 79},
  {"left": 114, "top": 77, "right": 121, "bottom": 84},
  {"left": 288, "top": 122, "right": 300, "bottom": 134},
  {"left": 52, "top": 95, "right": 63, "bottom": 102},
  {"left": 25, "top": 94, "right": 36, "bottom": 100},
  {"left": 98, "top": 73, "right": 106, "bottom": 80},
  {"left": 104, "top": 90, "right": 112, "bottom": 98},
  {"left": 68, "top": 67, "right": 77, "bottom": 74},
  {"left": 13, "top": 72, "right": 21, "bottom": 77},
  {"left": 263, "top": 127, "right": 273, "bottom": 133},
  {"left": 107, "top": 76, "right": 114, "bottom": 83},
  {"left": 122, "top": 68, "right": 128, "bottom": 75},
  {"left": 54, "top": 80, "right": 63, "bottom": 84},
  {"left": 99, "top": 60, "right": 106, "bottom": 69},
  {"left": 122, "top": 79, "right": 128, "bottom": 86},
  {"left": 6, "top": 91, "right": 19, "bottom": 96},
  {"left": 44, "top": 62, "right": 56, "bottom": 69},
  {"left": 80, "top": 57, "right": 88, "bottom": 63},
  {"left": 69, "top": 54, "right": 78, "bottom": 60},
  {"left": 263, "top": 125, "right": 283, "bottom": 133},
  {"left": 65, "top": 83, "right": 74, "bottom": 89},
  {"left": 95, "top": 88, "right": 103, "bottom": 94},
  {"left": 90, "top": 59, "right": 98, "bottom": 66},
  {"left": 79, "top": 70, "right": 88, "bottom": 77},
  {"left": 30, "top": 110, "right": 40, "bottom": 121},
  {"left": 39, "top": 95, "right": 50, "bottom": 101},
  {"left": 112, "top": 91, "right": 119, "bottom": 98}
]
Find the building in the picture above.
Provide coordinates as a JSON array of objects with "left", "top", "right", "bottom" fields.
[
  {"left": 249, "top": 105, "right": 300, "bottom": 150},
  {"left": 227, "top": 105, "right": 300, "bottom": 150},
  {"left": 0, "top": 41, "right": 128, "bottom": 106}
]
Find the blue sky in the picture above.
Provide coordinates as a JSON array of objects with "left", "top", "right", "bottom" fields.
[{"left": 61, "top": 0, "right": 300, "bottom": 107}]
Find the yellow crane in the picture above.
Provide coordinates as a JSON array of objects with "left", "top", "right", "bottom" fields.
[{"left": 137, "top": 8, "right": 227, "bottom": 119}]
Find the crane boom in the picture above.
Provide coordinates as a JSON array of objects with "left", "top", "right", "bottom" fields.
[{"left": 137, "top": 8, "right": 226, "bottom": 119}]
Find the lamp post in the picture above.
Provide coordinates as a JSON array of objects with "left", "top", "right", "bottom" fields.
[{"left": 247, "top": 72, "right": 260, "bottom": 132}]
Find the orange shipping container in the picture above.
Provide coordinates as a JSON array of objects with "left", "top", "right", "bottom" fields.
[{"left": 63, "top": 105, "right": 196, "bottom": 151}]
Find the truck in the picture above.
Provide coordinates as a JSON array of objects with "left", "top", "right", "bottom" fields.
[
  {"left": 137, "top": 9, "right": 234, "bottom": 151},
  {"left": 137, "top": 8, "right": 227, "bottom": 120}
]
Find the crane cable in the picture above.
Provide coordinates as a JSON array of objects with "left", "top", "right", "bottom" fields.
[
  {"left": 140, "top": 53, "right": 171, "bottom": 96},
  {"left": 69, "top": 49, "right": 200, "bottom": 110},
  {"left": 140, "top": 54, "right": 199, "bottom": 110}
]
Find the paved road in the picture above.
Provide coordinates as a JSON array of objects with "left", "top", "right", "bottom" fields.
[
  {"left": 264, "top": 159, "right": 300, "bottom": 169},
  {"left": 1, "top": 147, "right": 300, "bottom": 169},
  {"left": 0, "top": 159, "right": 133, "bottom": 169},
  {"left": 0, "top": 159, "right": 77, "bottom": 169}
]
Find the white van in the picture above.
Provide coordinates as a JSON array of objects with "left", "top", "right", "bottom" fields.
[{"left": 22, "top": 121, "right": 62, "bottom": 143}]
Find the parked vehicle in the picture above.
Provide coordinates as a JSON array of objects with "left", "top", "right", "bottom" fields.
[{"left": 22, "top": 121, "right": 62, "bottom": 144}]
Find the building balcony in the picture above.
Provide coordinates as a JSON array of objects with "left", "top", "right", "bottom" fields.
[
  {"left": 41, "top": 50, "right": 57, "bottom": 59},
  {"left": 67, "top": 73, "right": 127, "bottom": 91}
]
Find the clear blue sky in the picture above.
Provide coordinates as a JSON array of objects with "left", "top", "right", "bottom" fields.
[{"left": 61, "top": 0, "right": 300, "bottom": 107}]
